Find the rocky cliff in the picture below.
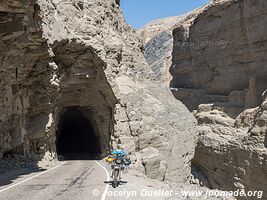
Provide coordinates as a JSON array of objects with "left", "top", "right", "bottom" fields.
[
  {"left": 140, "top": 0, "right": 267, "bottom": 198},
  {"left": 193, "top": 101, "right": 267, "bottom": 197},
  {"left": 171, "top": 0, "right": 267, "bottom": 118},
  {"left": 0, "top": 0, "right": 198, "bottom": 183},
  {"left": 138, "top": 16, "right": 180, "bottom": 85},
  {"left": 139, "top": 10, "right": 202, "bottom": 85}
]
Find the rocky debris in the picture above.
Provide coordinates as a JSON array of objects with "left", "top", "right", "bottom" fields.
[
  {"left": 0, "top": 153, "right": 60, "bottom": 175},
  {"left": 168, "top": 184, "right": 237, "bottom": 200},
  {"left": 0, "top": 154, "right": 39, "bottom": 174},
  {"left": 195, "top": 104, "right": 235, "bottom": 127},
  {"left": 235, "top": 108, "right": 259, "bottom": 128},
  {"left": 0, "top": 0, "right": 198, "bottom": 183},
  {"left": 124, "top": 170, "right": 236, "bottom": 200}
]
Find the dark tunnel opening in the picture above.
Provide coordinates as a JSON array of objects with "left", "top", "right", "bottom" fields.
[{"left": 56, "top": 107, "right": 101, "bottom": 160}]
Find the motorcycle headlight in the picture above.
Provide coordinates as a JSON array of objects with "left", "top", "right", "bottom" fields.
[{"left": 115, "top": 159, "right": 122, "bottom": 164}]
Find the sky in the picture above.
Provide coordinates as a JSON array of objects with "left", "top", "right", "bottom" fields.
[{"left": 120, "top": 0, "right": 209, "bottom": 29}]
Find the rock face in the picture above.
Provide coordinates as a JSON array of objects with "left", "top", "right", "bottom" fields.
[
  {"left": 170, "top": 0, "right": 267, "bottom": 118},
  {"left": 149, "top": 0, "right": 267, "bottom": 198},
  {"left": 189, "top": 94, "right": 267, "bottom": 199},
  {"left": 114, "top": 82, "right": 198, "bottom": 182},
  {"left": 141, "top": 30, "right": 173, "bottom": 85},
  {"left": 139, "top": 7, "right": 215, "bottom": 90},
  {"left": 138, "top": 16, "right": 183, "bottom": 45},
  {"left": 139, "top": 10, "right": 203, "bottom": 85},
  {"left": 139, "top": 0, "right": 267, "bottom": 198},
  {"left": 194, "top": 100, "right": 267, "bottom": 199},
  {"left": 0, "top": 0, "right": 198, "bottom": 183},
  {"left": 138, "top": 16, "right": 182, "bottom": 85}
]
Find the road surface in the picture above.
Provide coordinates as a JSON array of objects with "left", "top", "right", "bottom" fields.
[{"left": 0, "top": 160, "right": 164, "bottom": 200}]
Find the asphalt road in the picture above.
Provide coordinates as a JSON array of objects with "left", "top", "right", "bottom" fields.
[{"left": 0, "top": 160, "right": 163, "bottom": 200}]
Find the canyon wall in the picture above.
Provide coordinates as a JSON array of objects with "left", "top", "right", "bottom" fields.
[
  {"left": 170, "top": 0, "right": 267, "bottom": 196},
  {"left": 170, "top": 0, "right": 267, "bottom": 118},
  {"left": 141, "top": 0, "right": 267, "bottom": 198},
  {"left": 0, "top": 0, "right": 198, "bottom": 183},
  {"left": 138, "top": 13, "right": 198, "bottom": 85}
]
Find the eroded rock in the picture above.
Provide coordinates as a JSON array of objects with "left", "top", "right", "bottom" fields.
[
  {"left": 138, "top": 0, "right": 267, "bottom": 198},
  {"left": 0, "top": 0, "right": 198, "bottom": 183}
]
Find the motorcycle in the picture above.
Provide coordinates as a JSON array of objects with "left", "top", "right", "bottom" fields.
[
  {"left": 105, "top": 154, "right": 131, "bottom": 188},
  {"left": 111, "top": 157, "right": 124, "bottom": 188}
]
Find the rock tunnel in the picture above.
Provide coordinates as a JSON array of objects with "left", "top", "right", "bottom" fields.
[
  {"left": 56, "top": 107, "right": 101, "bottom": 159},
  {"left": 52, "top": 41, "right": 117, "bottom": 160}
]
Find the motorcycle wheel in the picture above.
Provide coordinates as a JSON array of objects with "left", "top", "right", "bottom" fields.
[{"left": 112, "top": 169, "right": 119, "bottom": 188}]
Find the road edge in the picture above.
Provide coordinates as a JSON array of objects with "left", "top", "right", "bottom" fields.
[
  {"left": 0, "top": 161, "right": 66, "bottom": 194},
  {"left": 95, "top": 161, "right": 110, "bottom": 200}
]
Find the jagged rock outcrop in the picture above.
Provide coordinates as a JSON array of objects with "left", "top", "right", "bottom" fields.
[
  {"left": 194, "top": 99, "right": 267, "bottom": 199},
  {"left": 0, "top": 0, "right": 198, "bottom": 183}
]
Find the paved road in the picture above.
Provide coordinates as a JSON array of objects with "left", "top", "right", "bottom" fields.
[{"left": 0, "top": 160, "right": 163, "bottom": 200}]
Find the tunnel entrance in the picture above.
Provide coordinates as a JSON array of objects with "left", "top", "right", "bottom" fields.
[{"left": 56, "top": 107, "right": 101, "bottom": 160}]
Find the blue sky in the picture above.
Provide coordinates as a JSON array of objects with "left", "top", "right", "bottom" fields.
[{"left": 121, "top": 0, "right": 209, "bottom": 29}]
